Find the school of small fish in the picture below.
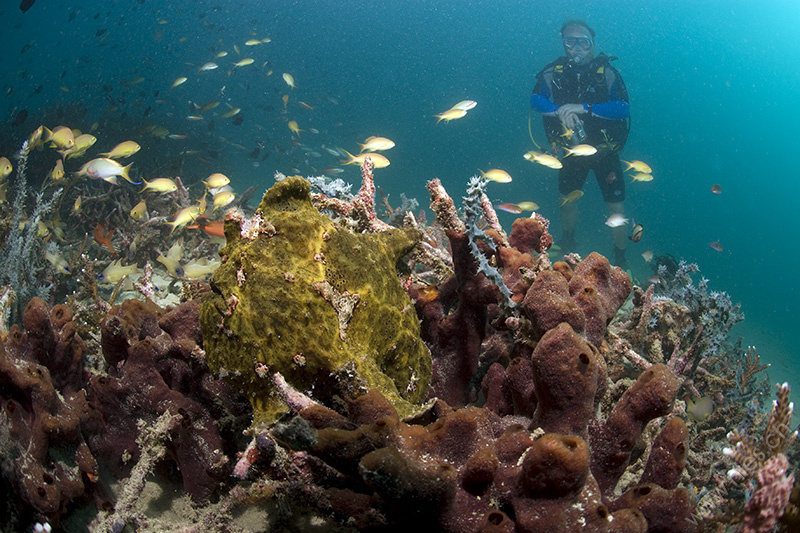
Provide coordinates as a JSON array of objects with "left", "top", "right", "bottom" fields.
[{"left": 0, "top": 2, "right": 737, "bottom": 300}]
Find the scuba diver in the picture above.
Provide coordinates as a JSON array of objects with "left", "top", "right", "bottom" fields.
[{"left": 531, "top": 19, "right": 631, "bottom": 268}]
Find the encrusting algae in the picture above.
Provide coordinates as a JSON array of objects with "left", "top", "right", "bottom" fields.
[{"left": 199, "top": 175, "right": 431, "bottom": 426}]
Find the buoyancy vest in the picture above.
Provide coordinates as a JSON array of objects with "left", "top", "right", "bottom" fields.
[{"left": 534, "top": 53, "right": 630, "bottom": 154}]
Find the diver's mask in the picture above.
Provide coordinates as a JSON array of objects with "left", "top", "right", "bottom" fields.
[
  {"left": 563, "top": 36, "right": 593, "bottom": 50},
  {"left": 564, "top": 35, "right": 592, "bottom": 66}
]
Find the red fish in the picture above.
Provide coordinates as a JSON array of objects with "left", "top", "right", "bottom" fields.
[
  {"left": 186, "top": 216, "right": 224, "bottom": 237},
  {"left": 93, "top": 222, "right": 117, "bottom": 255}
]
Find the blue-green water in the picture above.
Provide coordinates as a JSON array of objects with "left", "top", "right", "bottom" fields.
[{"left": 1, "top": 0, "right": 798, "bottom": 390}]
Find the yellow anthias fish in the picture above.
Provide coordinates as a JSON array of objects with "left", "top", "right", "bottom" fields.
[
  {"left": 215, "top": 51, "right": 228, "bottom": 59},
  {"left": 27, "top": 126, "right": 45, "bottom": 150},
  {"left": 523, "top": 151, "right": 563, "bottom": 169},
  {"left": 0, "top": 157, "right": 13, "bottom": 180},
  {"left": 340, "top": 150, "right": 390, "bottom": 168},
  {"left": 560, "top": 190, "right": 584, "bottom": 206},
  {"left": 244, "top": 39, "right": 262, "bottom": 46},
  {"left": 358, "top": 136, "right": 395, "bottom": 153},
  {"left": 435, "top": 108, "right": 467, "bottom": 124},
  {"left": 233, "top": 58, "right": 254, "bottom": 67},
  {"left": 63, "top": 133, "right": 97, "bottom": 159},
  {"left": 71, "top": 196, "right": 82, "bottom": 215},
  {"left": 288, "top": 120, "right": 303, "bottom": 137},
  {"left": 450, "top": 100, "right": 477, "bottom": 111},
  {"left": 282, "top": 94, "right": 289, "bottom": 110},
  {"left": 212, "top": 190, "right": 236, "bottom": 211},
  {"left": 85, "top": 157, "right": 136, "bottom": 184},
  {"left": 203, "top": 173, "right": 230, "bottom": 189},
  {"left": 199, "top": 62, "right": 219, "bottom": 71},
  {"left": 130, "top": 199, "right": 148, "bottom": 220},
  {"left": 197, "top": 192, "right": 208, "bottom": 214},
  {"left": 141, "top": 177, "right": 178, "bottom": 193},
  {"left": 219, "top": 107, "right": 241, "bottom": 119},
  {"left": 622, "top": 160, "right": 653, "bottom": 174},
  {"left": 99, "top": 259, "right": 139, "bottom": 284},
  {"left": 199, "top": 100, "right": 220, "bottom": 112},
  {"left": 560, "top": 124, "right": 574, "bottom": 140},
  {"left": 168, "top": 205, "right": 201, "bottom": 234},
  {"left": 565, "top": 144, "right": 598, "bottom": 157},
  {"left": 171, "top": 77, "right": 188, "bottom": 89},
  {"left": 517, "top": 201, "right": 540, "bottom": 211},
  {"left": 631, "top": 172, "right": 654, "bottom": 182},
  {"left": 479, "top": 169, "right": 512, "bottom": 184},
  {"left": 46, "top": 126, "right": 75, "bottom": 151},
  {"left": 182, "top": 258, "right": 220, "bottom": 279},
  {"left": 99, "top": 140, "right": 141, "bottom": 159},
  {"left": 282, "top": 73, "right": 295, "bottom": 89},
  {"left": 48, "top": 159, "right": 65, "bottom": 183}
]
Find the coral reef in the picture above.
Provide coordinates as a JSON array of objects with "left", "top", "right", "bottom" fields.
[
  {"left": 0, "top": 298, "right": 93, "bottom": 524},
  {"left": 211, "top": 171, "right": 693, "bottom": 532},
  {"left": 2, "top": 158, "right": 795, "bottom": 532},
  {"left": 84, "top": 298, "right": 249, "bottom": 502},
  {"left": 0, "top": 296, "right": 249, "bottom": 530},
  {"left": 200, "top": 175, "right": 431, "bottom": 426}
]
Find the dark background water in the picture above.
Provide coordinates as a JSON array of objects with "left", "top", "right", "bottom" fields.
[{"left": 1, "top": 0, "right": 798, "bottom": 389}]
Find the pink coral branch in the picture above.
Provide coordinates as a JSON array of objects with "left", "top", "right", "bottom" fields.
[
  {"left": 609, "top": 331, "right": 652, "bottom": 370},
  {"left": 272, "top": 372, "right": 319, "bottom": 412},
  {"left": 425, "top": 178, "right": 465, "bottom": 234},
  {"left": 479, "top": 192, "right": 508, "bottom": 247},
  {"left": 312, "top": 157, "right": 392, "bottom": 232},
  {"left": 743, "top": 454, "right": 794, "bottom": 533}
]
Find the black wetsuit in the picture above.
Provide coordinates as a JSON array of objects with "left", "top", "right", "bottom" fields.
[{"left": 531, "top": 53, "right": 630, "bottom": 203}]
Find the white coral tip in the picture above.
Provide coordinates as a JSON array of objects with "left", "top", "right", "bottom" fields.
[
  {"left": 727, "top": 469, "right": 744, "bottom": 480},
  {"left": 723, "top": 447, "right": 734, "bottom": 456}
]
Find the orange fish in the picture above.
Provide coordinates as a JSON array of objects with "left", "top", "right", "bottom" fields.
[
  {"left": 711, "top": 184, "right": 722, "bottom": 195},
  {"left": 186, "top": 216, "right": 225, "bottom": 237},
  {"left": 93, "top": 222, "right": 117, "bottom": 255}
]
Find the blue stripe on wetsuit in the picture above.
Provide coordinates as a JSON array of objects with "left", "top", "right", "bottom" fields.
[{"left": 530, "top": 76, "right": 629, "bottom": 119}]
